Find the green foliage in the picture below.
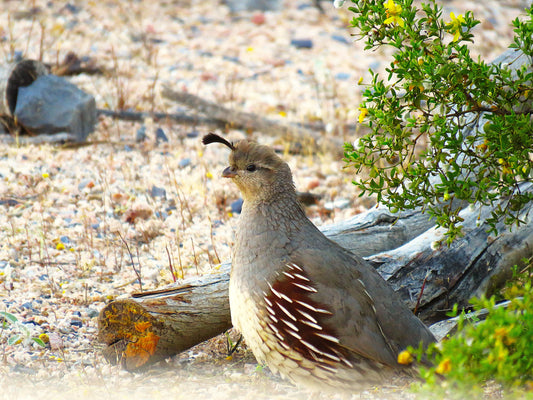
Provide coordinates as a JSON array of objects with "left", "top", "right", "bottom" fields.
[
  {"left": 412, "top": 258, "right": 533, "bottom": 398},
  {"left": 0, "top": 311, "right": 46, "bottom": 348},
  {"left": 342, "top": 0, "right": 533, "bottom": 243}
]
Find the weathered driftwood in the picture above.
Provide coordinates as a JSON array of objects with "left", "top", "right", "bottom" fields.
[
  {"left": 97, "top": 107, "right": 358, "bottom": 138},
  {"left": 161, "top": 86, "right": 345, "bottom": 153},
  {"left": 98, "top": 47, "right": 533, "bottom": 370},
  {"left": 0, "top": 59, "right": 49, "bottom": 116}
]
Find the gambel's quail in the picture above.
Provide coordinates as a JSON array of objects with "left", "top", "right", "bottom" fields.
[{"left": 202, "top": 133, "right": 435, "bottom": 390}]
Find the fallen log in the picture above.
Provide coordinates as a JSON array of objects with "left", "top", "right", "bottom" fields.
[
  {"left": 161, "top": 86, "right": 345, "bottom": 153},
  {"left": 96, "top": 107, "right": 359, "bottom": 138},
  {"left": 98, "top": 183, "right": 533, "bottom": 370},
  {"left": 98, "top": 268, "right": 231, "bottom": 370}
]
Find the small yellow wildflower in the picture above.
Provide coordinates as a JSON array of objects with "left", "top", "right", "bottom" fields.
[
  {"left": 39, "top": 333, "right": 50, "bottom": 344},
  {"left": 42, "top": 172, "right": 50, "bottom": 179},
  {"left": 358, "top": 107, "right": 368, "bottom": 124},
  {"left": 206, "top": 171, "right": 213, "bottom": 179},
  {"left": 384, "top": 0, "right": 404, "bottom": 28},
  {"left": 278, "top": 111, "right": 287, "bottom": 117},
  {"left": 502, "top": 166, "right": 512, "bottom": 174},
  {"left": 358, "top": 76, "right": 364, "bottom": 85},
  {"left": 493, "top": 326, "right": 510, "bottom": 340},
  {"left": 448, "top": 12, "right": 465, "bottom": 42},
  {"left": 476, "top": 140, "right": 488, "bottom": 153},
  {"left": 435, "top": 358, "right": 452, "bottom": 374},
  {"left": 397, "top": 350, "right": 413, "bottom": 365},
  {"left": 56, "top": 242, "right": 65, "bottom": 250}
]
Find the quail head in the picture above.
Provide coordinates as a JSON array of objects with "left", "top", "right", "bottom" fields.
[{"left": 202, "top": 133, "right": 435, "bottom": 390}]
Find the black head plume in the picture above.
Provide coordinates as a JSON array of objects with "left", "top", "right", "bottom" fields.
[{"left": 202, "top": 133, "right": 235, "bottom": 150}]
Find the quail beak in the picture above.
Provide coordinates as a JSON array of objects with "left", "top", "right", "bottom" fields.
[{"left": 222, "top": 166, "right": 237, "bottom": 178}]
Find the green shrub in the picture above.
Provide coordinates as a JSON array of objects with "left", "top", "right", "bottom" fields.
[
  {"left": 341, "top": 0, "right": 533, "bottom": 243},
  {"left": 411, "top": 259, "right": 533, "bottom": 398}
]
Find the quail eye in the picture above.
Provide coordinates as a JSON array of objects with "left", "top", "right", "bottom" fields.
[{"left": 246, "top": 164, "right": 257, "bottom": 172}]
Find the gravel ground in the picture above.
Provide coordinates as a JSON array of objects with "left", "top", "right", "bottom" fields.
[{"left": 0, "top": 1, "right": 529, "bottom": 399}]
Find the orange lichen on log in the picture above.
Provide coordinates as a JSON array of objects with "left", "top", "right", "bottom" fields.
[
  {"left": 124, "top": 331, "right": 160, "bottom": 368},
  {"left": 134, "top": 321, "right": 152, "bottom": 332},
  {"left": 98, "top": 300, "right": 164, "bottom": 369}
]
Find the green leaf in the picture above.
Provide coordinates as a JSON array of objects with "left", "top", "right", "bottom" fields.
[
  {"left": 0, "top": 311, "right": 18, "bottom": 324},
  {"left": 7, "top": 335, "right": 21, "bottom": 346},
  {"left": 32, "top": 337, "right": 46, "bottom": 347}
]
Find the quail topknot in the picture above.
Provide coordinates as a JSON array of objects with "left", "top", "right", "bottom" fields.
[{"left": 203, "top": 133, "right": 435, "bottom": 390}]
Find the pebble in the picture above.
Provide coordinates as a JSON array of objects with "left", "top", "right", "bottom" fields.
[
  {"left": 11, "top": 364, "right": 36, "bottom": 375},
  {"left": 335, "top": 72, "right": 351, "bottom": 80},
  {"left": 331, "top": 34, "right": 350, "bottom": 44},
  {"left": 142, "top": 125, "right": 157, "bottom": 142},
  {"left": 86, "top": 308, "right": 99, "bottom": 318},
  {"left": 150, "top": 185, "right": 167, "bottom": 198},
  {"left": 290, "top": 39, "right": 313, "bottom": 49},
  {"left": 178, "top": 158, "right": 192, "bottom": 168},
  {"left": 222, "top": 55, "right": 240, "bottom": 63},
  {"left": 70, "top": 319, "right": 83, "bottom": 328},
  {"left": 155, "top": 127, "right": 169, "bottom": 143},
  {"left": 77, "top": 179, "right": 92, "bottom": 190},
  {"left": 251, "top": 13, "right": 266, "bottom": 25}
]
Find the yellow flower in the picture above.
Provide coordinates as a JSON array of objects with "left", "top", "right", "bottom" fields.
[
  {"left": 56, "top": 242, "right": 65, "bottom": 250},
  {"left": 494, "top": 326, "right": 511, "bottom": 339},
  {"left": 39, "top": 333, "right": 50, "bottom": 344},
  {"left": 397, "top": 350, "right": 413, "bottom": 365},
  {"left": 436, "top": 358, "right": 452, "bottom": 374},
  {"left": 42, "top": 172, "right": 50, "bottom": 179},
  {"left": 358, "top": 76, "right": 364, "bottom": 85},
  {"left": 384, "top": 0, "right": 404, "bottom": 28},
  {"left": 358, "top": 107, "right": 368, "bottom": 123},
  {"left": 448, "top": 12, "right": 465, "bottom": 42}
]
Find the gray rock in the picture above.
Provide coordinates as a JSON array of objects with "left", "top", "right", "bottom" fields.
[
  {"left": 150, "top": 185, "right": 167, "bottom": 198},
  {"left": 135, "top": 125, "right": 147, "bottom": 142},
  {"left": 14, "top": 74, "right": 96, "bottom": 142},
  {"left": 224, "top": 0, "right": 281, "bottom": 12},
  {"left": 155, "top": 127, "right": 168, "bottom": 143},
  {"left": 178, "top": 158, "right": 191, "bottom": 168}
]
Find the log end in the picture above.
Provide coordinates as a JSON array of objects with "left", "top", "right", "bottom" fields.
[{"left": 98, "top": 299, "right": 164, "bottom": 370}]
